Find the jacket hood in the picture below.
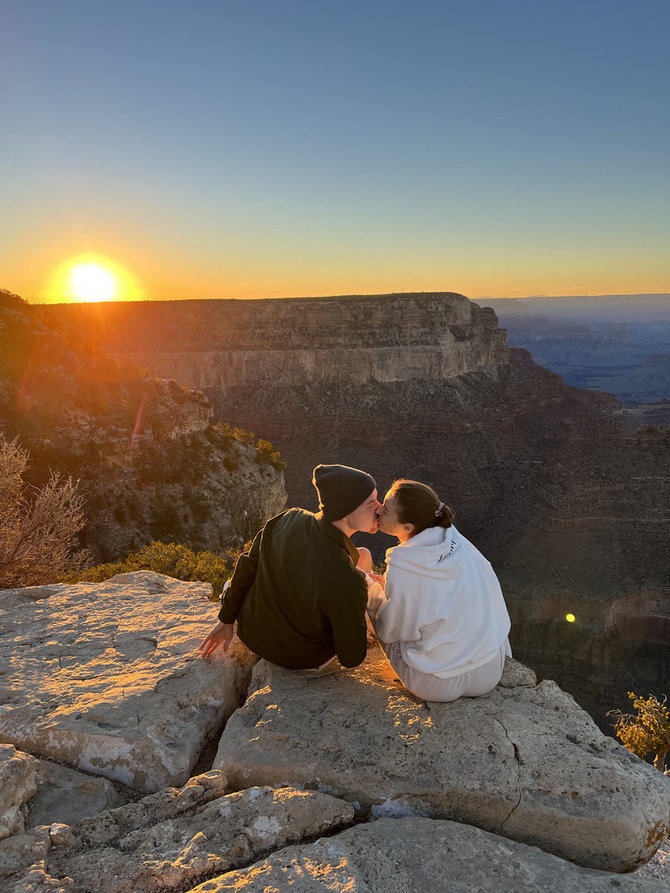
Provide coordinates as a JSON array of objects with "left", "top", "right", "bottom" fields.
[{"left": 385, "top": 525, "right": 458, "bottom": 579}]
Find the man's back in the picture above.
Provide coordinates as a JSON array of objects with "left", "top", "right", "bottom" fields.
[{"left": 220, "top": 508, "right": 368, "bottom": 669}]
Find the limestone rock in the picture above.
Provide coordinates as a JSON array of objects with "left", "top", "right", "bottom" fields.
[
  {"left": 213, "top": 647, "right": 670, "bottom": 872},
  {"left": 0, "top": 573, "right": 255, "bottom": 792},
  {"left": 0, "top": 745, "right": 39, "bottom": 839},
  {"left": 0, "top": 826, "right": 52, "bottom": 888},
  {"left": 67, "top": 769, "right": 229, "bottom": 849},
  {"left": 27, "top": 758, "right": 127, "bottom": 829},
  {"left": 499, "top": 656, "right": 536, "bottom": 687},
  {"left": 196, "top": 815, "right": 669, "bottom": 892},
  {"left": 634, "top": 837, "right": 670, "bottom": 884},
  {"left": 45, "top": 781, "right": 353, "bottom": 893},
  {"left": 0, "top": 771, "right": 228, "bottom": 890}
]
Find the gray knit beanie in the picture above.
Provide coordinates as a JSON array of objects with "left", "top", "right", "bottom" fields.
[{"left": 312, "top": 464, "right": 376, "bottom": 522}]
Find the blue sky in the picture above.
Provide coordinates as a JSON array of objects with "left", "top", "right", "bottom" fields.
[{"left": 2, "top": 0, "right": 668, "bottom": 301}]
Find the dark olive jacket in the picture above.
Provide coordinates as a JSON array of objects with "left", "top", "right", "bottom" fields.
[{"left": 218, "top": 507, "right": 368, "bottom": 669}]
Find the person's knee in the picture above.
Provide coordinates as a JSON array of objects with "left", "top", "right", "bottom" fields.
[{"left": 356, "top": 546, "right": 372, "bottom": 573}]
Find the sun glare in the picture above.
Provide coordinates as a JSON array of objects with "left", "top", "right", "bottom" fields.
[
  {"left": 71, "top": 263, "right": 117, "bottom": 302},
  {"left": 46, "top": 254, "right": 144, "bottom": 303}
]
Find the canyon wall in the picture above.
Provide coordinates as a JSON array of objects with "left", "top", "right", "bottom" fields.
[
  {"left": 41, "top": 292, "right": 508, "bottom": 388},
  {"left": 41, "top": 293, "right": 669, "bottom": 726}
]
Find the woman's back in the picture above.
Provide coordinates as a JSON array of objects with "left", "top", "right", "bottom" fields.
[{"left": 376, "top": 525, "right": 511, "bottom": 678}]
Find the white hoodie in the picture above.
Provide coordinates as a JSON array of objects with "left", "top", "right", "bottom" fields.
[{"left": 368, "top": 525, "right": 511, "bottom": 679}]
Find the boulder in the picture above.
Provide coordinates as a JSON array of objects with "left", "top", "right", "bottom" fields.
[
  {"left": 213, "top": 648, "right": 670, "bottom": 872},
  {"left": 52, "top": 786, "right": 353, "bottom": 893},
  {"left": 0, "top": 743, "right": 124, "bottom": 838},
  {"left": 1, "top": 770, "right": 229, "bottom": 889},
  {"left": 498, "top": 656, "right": 537, "bottom": 687},
  {"left": 193, "top": 815, "right": 669, "bottom": 892},
  {"left": 3, "top": 771, "right": 354, "bottom": 893},
  {"left": 0, "top": 572, "right": 254, "bottom": 792},
  {"left": 0, "top": 746, "right": 39, "bottom": 840},
  {"left": 0, "top": 826, "right": 53, "bottom": 893},
  {"left": 27, "top": 757, "right": 127, "bottom": 829}
]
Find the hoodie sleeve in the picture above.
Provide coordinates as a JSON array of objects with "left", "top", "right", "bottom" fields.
[
  {"left": 372, "top": 568, "right": 421, "bottom": 644},
  {"left": 218, "top": 527, "right": 262, "bottom": 624},
  {"left": 365, "top": 576, "right": 387, "bottom": 620}
]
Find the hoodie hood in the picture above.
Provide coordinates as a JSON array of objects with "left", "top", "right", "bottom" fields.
[{"left": 385, "top": 525, "right": 458, "bottom": 580}]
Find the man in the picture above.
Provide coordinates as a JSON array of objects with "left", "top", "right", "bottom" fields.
[{"left": 199, "top": 463, "right": 380, "bottom": 669}]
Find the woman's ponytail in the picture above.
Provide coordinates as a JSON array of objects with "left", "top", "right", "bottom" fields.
[{"left": 390, "top": 480, "right": 454, "bottom": 536}]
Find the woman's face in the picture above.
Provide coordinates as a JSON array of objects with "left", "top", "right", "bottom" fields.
[{"left": 378, "top": 493, "right": 413, "bottom": 541}]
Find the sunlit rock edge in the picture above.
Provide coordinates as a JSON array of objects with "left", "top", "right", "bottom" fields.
[{"left": 0, "top": 572, "right": 667, "bottom": 892}]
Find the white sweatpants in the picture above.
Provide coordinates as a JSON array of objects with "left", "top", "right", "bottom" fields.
[{"left": 383, "top": 639, "right": 511, "bottom": 702}]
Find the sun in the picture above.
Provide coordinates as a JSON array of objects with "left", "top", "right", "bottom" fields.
[
  {"left": 45, "top": 254, "right": 144, "bottom": 303},
  {"left": 70, "top": 262, "right": 117, "bottom": 302}
]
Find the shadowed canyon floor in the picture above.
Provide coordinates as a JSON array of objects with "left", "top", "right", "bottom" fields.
[{"left": 0, "top": 572, "right": 668, "bottom": 891}]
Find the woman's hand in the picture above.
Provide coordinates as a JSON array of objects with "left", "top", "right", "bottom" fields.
[
  {"left": 198, "top": 621, "right": 234, "bottom": 658},
  {"left": 368, "top": 572, "right": 385, "bottom": 588}
]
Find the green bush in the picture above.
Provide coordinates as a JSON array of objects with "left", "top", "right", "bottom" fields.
[
  {"left": 74, "top": 540, "right": 233, "bottom": 598},
  {"left": 213, "top": 421, "right": 255, "bottom": 446},
  {"left": 256, "top": 438, "right": 285, "bottom": 471}
]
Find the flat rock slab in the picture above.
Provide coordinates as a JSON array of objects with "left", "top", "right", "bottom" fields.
[
  {"left": 194, "top": 815, "right": 668, "bottom": 893},
  {"left": 0, "top": 572, "right": 254, "bottom": 792},
  {"left": 214, "top": 648, "right": 670, "bottom": 872}
]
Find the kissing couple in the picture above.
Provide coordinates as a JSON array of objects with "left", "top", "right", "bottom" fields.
[{"left": 200, "top": 464, "right": 511, "bottom": 703}]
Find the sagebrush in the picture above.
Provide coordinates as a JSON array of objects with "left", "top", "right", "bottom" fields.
[{"left": 0, "top": 435, "right": 87, "bottom": 588}]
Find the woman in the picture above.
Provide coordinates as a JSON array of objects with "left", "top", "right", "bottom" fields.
[{"left": 366, "top": 479, "right": 511, "bottom": 702}]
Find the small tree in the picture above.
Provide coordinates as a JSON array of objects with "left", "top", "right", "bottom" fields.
[
  {"left": 0, "top": 436, "right": 87, "bottom": 588},
  {"left": 609, "top": 692, "right": 670, "bottom": 772}
]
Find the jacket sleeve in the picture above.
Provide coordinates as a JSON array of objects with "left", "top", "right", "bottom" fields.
[
  {"left": 373, "top": 569, "right": 421, "bottom": 645},
  {"left": 326, "top": 567, "right": 368, "bottom": 668},
  {"left": 218, "top": 527, "right": 262, "bottom": 624}
]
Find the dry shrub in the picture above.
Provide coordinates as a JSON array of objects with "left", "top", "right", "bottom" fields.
[{"left": 0, "top": 435, "right": 87, "bottom": 588}]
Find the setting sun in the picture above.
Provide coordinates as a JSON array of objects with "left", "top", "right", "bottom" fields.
[
  {"left": 45, "top": 254, "right": 144, "bottom": 304},
  {"left": 71, "top": 263, "right": 117, "bottom": 302}
]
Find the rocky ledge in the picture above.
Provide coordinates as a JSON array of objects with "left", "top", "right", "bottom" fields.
[{"left": 0, "top": 572, "right": 668, "bottom": 892}]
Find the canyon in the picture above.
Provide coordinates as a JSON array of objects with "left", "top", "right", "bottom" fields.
[
  {"left": 40, "top": 293, "right": 670, "bottom": 727},
  {"left": 478, "top": 294, "right": 670, "bottom": 404}
]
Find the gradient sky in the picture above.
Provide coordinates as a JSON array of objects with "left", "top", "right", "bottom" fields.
[{"left": 2, "top": 0, "right": 668, "bottom": 303}]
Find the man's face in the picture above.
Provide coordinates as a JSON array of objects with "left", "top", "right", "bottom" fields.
[{"left": 347, "top": 488, "right": 381, "bottom": 534}]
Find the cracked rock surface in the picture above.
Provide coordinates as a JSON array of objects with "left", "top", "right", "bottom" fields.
[
  {"left": 214, "top": 647, "right": 669, "bottom": 872},
  {"left": 2, "top": 772, "right": 354, "bottom": 893},
  {"left": 191, "top": 815, "right": 668, "bottom": 892},
  {"left": 1, "top": 574, "right": 668, "bottom": 891},
  {"left": 0, "top": 572, "right": 256, "bottom": 792}
]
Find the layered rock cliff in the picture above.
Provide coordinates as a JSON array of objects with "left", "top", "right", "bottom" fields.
[
  {"left": 40, "top": 292, "right": 508, "bottom": 387},
  {"left": 40, "top": 293, "right": 670, "bottom": 726}
]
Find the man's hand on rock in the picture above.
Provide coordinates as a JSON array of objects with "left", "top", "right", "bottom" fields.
[{"left": 199, "top": 621, "right": 234, "bottom": 658}]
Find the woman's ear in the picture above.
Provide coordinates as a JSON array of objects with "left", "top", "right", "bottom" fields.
[{"left": 403, "top": 522, "right": 415, "bottom": 538}]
